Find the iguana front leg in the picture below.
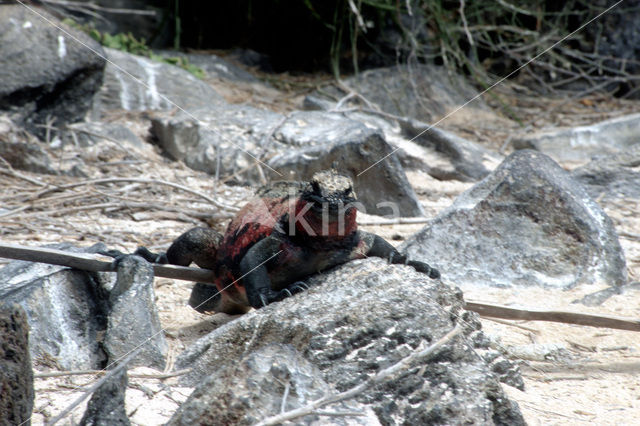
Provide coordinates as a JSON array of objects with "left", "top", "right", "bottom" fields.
[
  {"left": 126, "top": 227, "right": 222, "bottom": 268},
  {"left": 239, "top": 236, "right": 307, "bottom": 309},
  {"left": 362, "top": 231, "right": 440, "bottom": 279}
]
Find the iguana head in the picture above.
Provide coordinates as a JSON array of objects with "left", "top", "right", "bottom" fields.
[
  {"left": 294, "top": 170, "right": 358, "bottom": 237},
  {"left": 303, "top": 169, "right": 356, "bottom": 207}
]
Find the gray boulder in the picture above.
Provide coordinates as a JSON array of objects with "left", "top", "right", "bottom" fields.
[
  {"left": 62, "top": 121, "right": 144, "bottom": 148},
  {"left": 0, "top": 245, "right": 166, "bottom": 370},
  {"left": 173, "top": 259, "right": 524, "bottom": 425},
  {"left": 401, "top": 150, "right": 627, "bottom": 292},
  {"left": 0, "top": 304, "right": 34, "bottom": 426},
  {"left": 90, "top": 48, "right": 224, "bottom": 118},
  {"left": 169, "top": 344, "right": 376, "bottom": 426},
  {"left": 149, "top": 105, "right": 281, "bottom": 183},
  {"left": 513, "top": 113, "right": 640, "bottom": 163},
  {"left": 0, "top": 115, "right": 56, "bottom": 174},
  {"left": 268, "top": 111, "right": 424, "bottom": 217},
  {"left": 151, "top": 108, "right": 424, "bottom": 216},
  {"left": 0, "top": 5, "right": 105, "bottom": 138},
  {"left": 397, "top": 118, "right": 502, "bottom": 182},
  {"left": 79, "top": 368, "right": 130, "bottom": 426},
  {"left": 305, "top": 64, "right": 487, "bottom": 124},
  {"left": 0, "top": 245, "right": 108, "bottom": 370},
  {"left": 572, "top": 145, "right": 640, "bottom": 201},
  {"left": 104, "top": 255, "right": 167, "bottom": 370}
]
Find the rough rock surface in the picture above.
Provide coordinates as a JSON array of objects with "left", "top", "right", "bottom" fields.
[
  {"left": 90, "top": 48, "right": 223, "bottom": 118},
  {"left": 397, "top": 118, "right": 502, "bottom": 182},
  {"left": 149, "top": 105, "right": 280, "bottom": 183},
  {"left": 0, "top": 5, "right": 105, "bottom": 138},
  {"left": 104, "top": 255, "right": 167, "bottom": 370},
  {"left": 0, "top": 244, "right": 108, "bottom": 370},
  {"left": 151, "top": 108, "right": 424, "bottom": 216},
  {"left": 0, "top": 304, "right": 34, "bottom": 426},
  {"left": 0, "top": 115, "right": 56, "bottom": 174},
  {"left": 169, "top": 344, "right": 377, "bottom": 425},
  {"left": 62, "top": 121, "right": 144, "bottom": 148},
  {"left": 572, "top": 145, "right": 640, "bottom": 201},
  {"left": 305, "top": 64, "right": 487, "bottom": 123},
  {"left": 401, "top": 150, "right": 627, "bottom": 292},
  {"left": 513, "top": 113, "right": 640, "bottom": 163},
  {"left": 0, "top": 245, "right": 166, "bottom": 370},
  {"left": 268, "top": 111, "right": 424, "bottom": 217},
  {"left": 173, "top": 259, "right": 524, "bottom": 425},
  {"left": 79, "top": 368, "right": 130, "bottom": 426}
]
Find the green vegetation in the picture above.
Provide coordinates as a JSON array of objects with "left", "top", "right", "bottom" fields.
[{"left": 62, "top": 18, "right": 205, "bottom": 79}]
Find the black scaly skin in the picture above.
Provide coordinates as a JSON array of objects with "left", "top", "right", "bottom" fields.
[{"left": 132, "top": 170, "right": 440, "bottom": 314}]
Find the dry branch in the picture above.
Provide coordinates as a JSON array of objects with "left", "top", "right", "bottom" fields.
[
  {"left": 46, "top": 347, "right": 141, "bottom": 426},
  {"left": 31, "top": 177, "right": 240, "bottom": 212},
  {"left": 40, "top": 0, "right": 156, "bottom": 16},
  {"left": 0, "top": 243, "right": 216, "bottom": 284},
  {"left": 35, "top": 368, "right": 190, "bottom": 379},
  {"left": 465, "top": 301, "right": 640, "bottom": 332},
  {"left": 357, "top": 217, "right": 431, "bottom": 226}
]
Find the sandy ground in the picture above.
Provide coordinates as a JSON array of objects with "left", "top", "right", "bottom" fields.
[{"left": 2, "top": 68, "right": 639, "bottom": 425}]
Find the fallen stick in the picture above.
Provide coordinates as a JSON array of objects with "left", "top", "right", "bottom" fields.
[
  {"left": 1, "top": 243, "right": 640, "bottom": 332},
  {"left": 465, "top": 301, "right": 640, "bottom": 332},
  {"left": 34, "top": 368, "right": 191, "bottom": 379},
  {"left": 47, "top": 347, "right": 141, "bottom": 426},
  {"left": 0, "top": 242, "right": 215, "bottom": 284}
]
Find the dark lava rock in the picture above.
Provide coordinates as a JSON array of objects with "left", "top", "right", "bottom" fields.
[
  {"left": 172, "top": 259, "right": 524, "bottom": 425},
  {"left": 104, "top": 255, "right": 167, "bottom": 370},
  {"left": 0, "top": 304, "right": 34, "bottom": 426},
  {"left": 268, "top": 111, "right": 424, "bottom": 217},
  {"left": 149, "top": 105, "right": 280, "bottom": 182},
  {"left": 90, "top": 48, "right": 224, "bottom": 118},
  {"left": 0, "top": 244, "right": 109, "bottom": 370},
  {"left": 169, "top": 344, "right": 375, "bottom": 425},
  {"left": 62, "top": 121, "right": 144, "bottom": 148},
  {"left": 151, "top": 108, "right": 424, "bottom": 216},
  {"left": 0, "top": 245, "right": 166, "bottom": 370},
  {"left": 513, "top": 113, "right": 640, "bottom": 163},
  {"left": 398, "top": 118, "right": 501, "bottom": 182},
  {"left": 0, "top": 115, "right": 56, "bottom": 174},
  {"left": 0, "top": 5, "right": 105, "bottom": 139},
  {"left": 401, "top": 150, "right": 627, "bottom": 293},
  {"left": 305, "top": 64, "right": 487, "bottom": 124},
  {"left": 79, "top": 367, "right": 130, "bottom": 426},
  {"left": 572, "top": 144, "right": 640, "bottom": 201}
]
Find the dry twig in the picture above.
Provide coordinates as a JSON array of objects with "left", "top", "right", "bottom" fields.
[
  {"left": 465, "top": 301, "right": 640, "bottom": 332},
  {"left": 0, "top": 243, "right": 216, "bottom": 283},
  {"left": 46, "top": 347, "right": 141, "bottom": 425},
  {"left": 31, "top": 177, "right": 239, "bottom": 212},
  {"left": 35, "top": 368, "right": 190, "bottom": 379}
]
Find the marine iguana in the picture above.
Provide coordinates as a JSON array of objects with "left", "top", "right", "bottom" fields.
[{"left": 134, "top": 170, "right": 439, "bottom": 314}]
